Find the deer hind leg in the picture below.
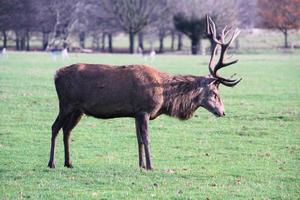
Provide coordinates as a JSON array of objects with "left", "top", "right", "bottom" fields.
[
  {"left": 136, "top": 113, "right": 152, "bottom": 170},
  {"left": 48, "top": 110, "right": 71, "bottom": 168},
  {"left": 62, "top": 110, "right": 83, "bottom": 168},
  {"left": 135, "top": 118, "right": 145, "bottom": 169}
]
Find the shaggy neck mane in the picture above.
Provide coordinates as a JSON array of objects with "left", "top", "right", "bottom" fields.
[{"left": 162, "top": 75, "right": 205, "bottom": 120}]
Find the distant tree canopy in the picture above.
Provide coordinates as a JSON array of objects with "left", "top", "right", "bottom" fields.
[
  {"left": 1, "top": 0, "right": 298, "bottom": 53},
  {"left": 257, "top": 0, "right": 300, "bottom": 48},
  {"left": 173, "top": 13, "right": 206, "bottom": 55}
]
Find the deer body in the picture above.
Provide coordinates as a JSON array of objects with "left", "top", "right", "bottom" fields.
[
  {"left": 54, "top": 64, "right": 216, "bottom": 120},
  {"left": 48, "top": 16, "right": 241, "bottom": 170},
  {"left": 55, "top": 64, "right": 166, "bottom": 120}
]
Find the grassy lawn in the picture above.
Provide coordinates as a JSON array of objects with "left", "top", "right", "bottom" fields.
[{"left": 0, "top": 51, "right": 299, "bottom": 199}]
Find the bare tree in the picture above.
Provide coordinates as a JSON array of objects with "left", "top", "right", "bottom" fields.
[
  {"left": 96, "top": 1, "right": 122, "bottom": 53},
  {"left": 0, "top": 0, "right": 37, "bottom": 50},
  {"left": 172, "top": 0, "right": 239, "bottom": 54},
  {"left": 0, "top": 0, "right": 16, "bottom": 48},
  {"left": 235, "top": 0, "right": 257, "bottom": 29},
  {"left": 70, "top": 1, "right": 101, "bottom": 49},
  {"left": 33, "top": 0, "right": 56, "bottom": 50},
  {"left": 174, "top": 13, "right": 206, "bottom": 55},
  {"left": 46, "top": 0, "right": 79, "bottom": 49},
  {"left": 102, "top": 0, "right": 168, "bottom": 53},
  {"left": 156, "top": 0, "right": 174, "bottom": 53},
  {"left": 209, "top": 0, "right": 237, "bottom": 28},
  {"left": 257, "top": 0, "right": 300, "bottom": 48}
]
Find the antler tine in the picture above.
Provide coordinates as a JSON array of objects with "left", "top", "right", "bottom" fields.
[
  {"left": 208, "top": 43, "right": 218, "bottom": 76},
  {"left": 214, "top": 29, "right": 241, "bottom": 82},
  {"left": 224, "top": 26, "right": 232, "bottom": 39},
  {"left": 213, "top": 33, "right": 240, "bottom": 82},
  {"left": 206, "top": 14, "right": 242, "bottom": 87},
  {"left": 206, "top": 15, "right": 221, "bottom": 45},
  {"left": 225, "top": 28, "right": 240, "bottom": 47},
  {"left": 221, "top": 78, "right": 242, "bottom": 87},
  {"left": 221, "top": 25, "right": 228, "bottom": 43},
  {"left": 207, "top": 14, "right": 221, "bottom": 78},
  {"left": 215, "top": 29, "right": 240, "bottom": 75},
  {"left": 206, "top": 14, "right": 211, "bottom": 35}
]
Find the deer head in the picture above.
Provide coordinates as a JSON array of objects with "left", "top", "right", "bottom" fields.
[{"left": 199, "top": 15, "right": 242, "bottom": 117}]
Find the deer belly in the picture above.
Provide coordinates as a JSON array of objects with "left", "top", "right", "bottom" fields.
[{"left": 81, "top": 101, "right": 135, "bottom": 119}]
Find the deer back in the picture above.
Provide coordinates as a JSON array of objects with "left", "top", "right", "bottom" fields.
[{"left": 54, "top": 64, "right": 167, "bottom": 118}]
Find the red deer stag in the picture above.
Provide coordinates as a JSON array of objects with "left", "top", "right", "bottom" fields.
[{"left": 48, "top": 16, "right": 241, "bottom": 170}]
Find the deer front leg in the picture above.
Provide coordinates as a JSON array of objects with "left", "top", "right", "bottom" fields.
[
  {"left": 136, "top": 113, "right": 152, "bottom": 170},
  {"left": 135, "top": 118, "right": 146, "bottom": 169}
]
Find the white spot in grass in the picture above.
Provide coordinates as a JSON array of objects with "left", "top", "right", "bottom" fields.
[{"left": 92, "top": 192, "right": 97, "bottom": 197}]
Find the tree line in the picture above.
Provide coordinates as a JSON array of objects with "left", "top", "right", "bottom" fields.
[{"left": 0, "top": 0, "right": 299, "bottom": 54}]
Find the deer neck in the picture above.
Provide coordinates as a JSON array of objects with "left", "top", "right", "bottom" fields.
[{"left": 161, "top": 75, "right": 205, "bottom": 120}]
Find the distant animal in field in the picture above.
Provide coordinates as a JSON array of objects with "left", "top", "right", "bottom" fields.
[
  {"left": 149, "top": 49, "right": 156, "bottom": 62},
  {"left": 139, "top": 48, "right": 156, "bottom": 63},
  {"left": 137, "top": 46, "right": 144, "bottom": 57},
  {"left": 0, "top": 48, "right": 8, "bottom": 58},
  {"left": 48, "top": 15, "right": 242, "bottom": 170},
  {"left": 47, "top": 47, "right": 69, "bottom": 61},
  {"left": 61, "top": 48, "right": 69, "bottom": 60}
]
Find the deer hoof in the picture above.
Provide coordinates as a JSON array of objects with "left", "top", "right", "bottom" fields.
[
  {"left": 64, "top": 163, "right": 73, "bottom": 168},
  {"left": 48, "top": 162, "right": 55, "bottom": 169},
  {"left": 146, "top": 166, "right": 153, "bottom": 171},
  {"left": 140, "top": 164, "right": 146, "bottom": 169},
  {"left": 141, "top": 165, "right": 153, "bottom": 171}
]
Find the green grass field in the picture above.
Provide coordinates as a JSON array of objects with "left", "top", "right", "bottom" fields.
[{"left": 0, "top": 51, "right": 299, "bottom": 199}]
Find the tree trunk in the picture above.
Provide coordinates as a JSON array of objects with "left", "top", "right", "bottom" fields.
[
  {"left": 79, "top": 32, "right": 85, "bottom": 49},
  {"left": 283, "top": 30, "right": 288, "bottom": 48},
  {"left": 138, "top": 32, "right": 144, "bottom": 50},
  {"left": 191, "top": 38, "right": 199, "bottom": 55},
  {"left": 199, "top": 39, "right": 202, "bottom": 55},
  {"left": 129, "top": 31, "right": 135, "bottom": 54},
  {"left": 20, "top": 32, "right": 26, "bottom": 51},
  {"left": 97, "top": 38, "right": 100, "bottom": 51},
  {"left": 2, "top": 30, "right": 7, "bottom": 48},
  {"left": 42, "top": 31, "right": 49, "bottom": 50},
  {"left": 177, "top": 33, "right": 182, "bottom": 51},
  {"left": 15, "top": 31, "right": 20, "bottom": 50},
  {"left": 26, "top": 31, "right": 30, "bottom": 51},
  {"left": 159, "top": 35, "right": 164, "bottom": 53},
  {"left": 170, "top": 31, "right": 175, "bottom": 51},
  {"left": 101, "top": 33, "right": 106, "bottom": 51},
  {"left": 62, "top": 27, "right": 69, "bottom": 49},
  {"left": 63, "top": 42, "right": 68, "bottom": 49},
  {"left": 20, "top": 38, "right": 25, "bottom": 50},
  {"left": 108, "top": 33, "right": 113, "bottom": 53},
  {"left": 93, "top": 34, "right": 100, "bottom": 51}
]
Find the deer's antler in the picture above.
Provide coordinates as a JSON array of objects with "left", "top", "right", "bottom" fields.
[{"left": 206, "top": 15, "right": 242, "bottom": 87}]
